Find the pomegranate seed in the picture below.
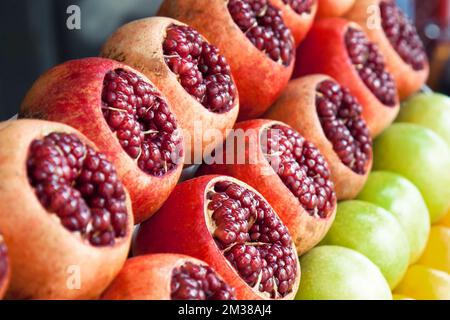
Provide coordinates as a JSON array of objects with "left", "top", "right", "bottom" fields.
[
  {"left": 283, "top": 0, "right": 315, "bottom": 15},
  {"left": 0, "top": 237, "right": 7, "bottom": 287}
]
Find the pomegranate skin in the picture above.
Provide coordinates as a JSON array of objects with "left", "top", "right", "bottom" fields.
[
  {"left": 134, "top": 175, "right": 300, "bottom": 300},
  {"left": 294, "top": 18, "right": 400, "bottom": 137},
  {"left": 345, "top": 0, "right": 429, "bottom": 100},
  {"left": 102, "top": 254, "right": 234, "bottom": 300},
  {"left": 265, "top": 75, "right": 373, "bottom": 200},
  {"left": 317, "top": 0, "right": 355, "bottom": 18},
  {"left": 0, "top": 235, "right": 10, "bottom": 299},
  {"left": 100, "top": 17, "right": 239, "bottom": 163},
  {"left": 197, "top": 120, "right": 337, "bottom": 255},
  {"left": 269, "top": 0, "right": 318, "bottom": 46},
  {"left": 157, "top": 0, "right": 295, "bottom": 121},
  {"left": 20, "top": 57, "right": 183, "bottom": 224},
  {"left": 0, "top": 120, "right": 133, "bottom": 300}
]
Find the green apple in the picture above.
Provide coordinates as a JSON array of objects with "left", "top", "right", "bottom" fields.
[
  {"left": 398, "top": 93, "right": 450, "bottom": 146},
  {"left": 373, "top": 123, "right": 450, "bottom": 223},
  {"left": 296, "top": 246, "right": 392, "bottom": 300},
  {"left": 321, "top": 200, "right": 409, "bottom": 289},
  {"left": 357, "top": 171, "right": 430, "bottom": 264}
]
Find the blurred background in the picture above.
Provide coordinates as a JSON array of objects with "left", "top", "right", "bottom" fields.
[{"left": 0, "top": 0, "right": 449, "bottom": 120}]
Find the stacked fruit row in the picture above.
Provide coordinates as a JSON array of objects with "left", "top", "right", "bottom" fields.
[{"left": 0, "top": 0, "right": 448, "bottom": 300}]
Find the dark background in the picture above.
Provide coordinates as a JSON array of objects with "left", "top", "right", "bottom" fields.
[{"left": 0, "top": 0, "right": 449, "bottom": 121}]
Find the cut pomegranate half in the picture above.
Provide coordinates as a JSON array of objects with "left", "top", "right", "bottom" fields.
[
  {"left": 294, "top": 18, "right": 400, "bottom": 137},
  {"left": 134, "top": 176, "right": 301, "bottom": 300}
]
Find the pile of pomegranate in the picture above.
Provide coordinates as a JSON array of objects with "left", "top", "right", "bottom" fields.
[{"left": 0, "top": 0, "right": 430, "bottom": 300}]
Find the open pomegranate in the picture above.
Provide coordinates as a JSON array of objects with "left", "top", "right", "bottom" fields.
[
  {"left": 157, "top": 0, "right": 295, "bottom": 120},
  {"left": 266, "top": 75, "right": 373, "bottom": 200},
  {"left": 0, "top": 233, "right": 10, "bottom": 299},
  {"left": 0, "top": 120, "right": 133, "bottom": 299},
  {"left": 269, "top": 0, "right": 318, "bottom": 46},
  {"left": 102, "top": 254, "right": 236, "bottom": 300},
  {"left": 134, "top": 175, "right": 300, "bottom": 300},
  {"left": 197, "top": 120, "right": 337, "bottom": 254},
  {"left": 20, "top": 58, "right": 183, "bottom": 224},
  {"left": 294, "top": 18, "right": 400, "bottom": 137},
  {"left": 317, "top": 0, "right": 355, "bottom": 18},
  {"left": 100, "top": 17, "right": 238, "bottom": 163},
  {"left": 345, "top": 0, "right": 429, "bottom": 99}
]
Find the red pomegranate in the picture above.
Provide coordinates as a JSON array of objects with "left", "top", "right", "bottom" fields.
[
  {"left": 0, "top": 233, "right": 10, "bottom": 299},
  {"left": 294, "top": 18, "right": 400, "bottom": 137},
  {"left": 102, "top": 254, "right": 236, "bottom": 300},
  {"left": 317, "top": 0, "right": 356, "bottom": 18},
  {"left": 197, "top": 119, "right": 337, "bottom": 254},
  {"left": 0, "top": 120, "right": 133, "bottom": 299},
  {"left": 345, "top": 0, "right": 429, "bottom": 99},
  {"left": 100, "top": 17, "right": 239, "bottom": 163},
  {"left": 134, "top": 175, "right": 301, "bottom": 300},
  {"left": 157, "top": 0, "right": 295, "bottom": 120},
  {"left": 269, "top": 0, "right": 318, "bottom": 46},
  {"left": 265, "top": 75, "right": 373, "bottom": 200},
  {"left": 20, "top": 58, "right": 183, "bottom": 224}
]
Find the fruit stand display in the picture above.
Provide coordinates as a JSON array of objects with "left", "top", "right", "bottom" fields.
[{"left": 0, "top": 0, "right": 449, "bottom": 301}]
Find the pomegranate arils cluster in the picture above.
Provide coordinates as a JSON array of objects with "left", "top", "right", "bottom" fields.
[
  {"left": 263, "top": 125, "right": 336, "bottom": 218},
  {"left": 171, "top": 262, "right": 236, "bottom": 300},
  {"left": 380, "top": 0, "right": 426, "bottom": 71},
  {"left": 102, "top": 69, "right": 181, "bottom": 177},
  {"left": 27, "top": 132, "right": 128, "bottom": 246},
  {"left": 0, "top": 237, "right": 7, "bottom": 285},
  {"left": 207, "top": 180, "right": 298, "bottom": 298},
  {"left": 163, "top": 25, "right": 237, "bottom": 113},
  {"left": 345, "top": 27, "right": 397, "bottom": 106},
  {"left": 316, "top": 80, "right": 372, "bottom": 174},
  {"left": 228, "top": 0, "right": 295, "bottom": 66},
  {"left": 283, "top": 0, "right": 315, "bottom": 15}
]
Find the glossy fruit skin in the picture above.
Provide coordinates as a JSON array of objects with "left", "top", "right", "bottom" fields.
[
  {"left": 439, "top": 211, "right": 450, "bottom": 228},
  {"left": 321, "top": 200, "right": 410, "bottom": 289},
  {"left": 265, "top": 74, "right": 373, "bottom": 200},
  {"left": 394, "top": 265, "right": 450, "bottom": 300},
  {"left": 345, "top": 0, "right": 429, "bottom": 100},
  {"left": 418, "top": 226, "right": 450, "bottom": 274},
  {"left": 373, "top": 123, "right": 450, "bottom": 223},
  {"left": 357, "top": 171, "right": 430, "bottom": 264},
  {"left": 197, "top": 119, "right": 337, "bottom": 255},
  {"left": 157, "top": 0, "right": 295, "bottom": 121},
  {"left": 20, "top": 57, "right": 183, "bottom": 224},
  {"left": 101, "top": 17, "right": 238, "bottom": 163},
  {"left": 393, "top": 294, "right": 414, "bottom": 300},
  {"left": 293, "top": 18, "right": 400, "bottom": 137},
  {"left": 269, "top": 0, "right": 318, "bottom": 46},
  {"left": 317, "top": 0, "right": 355, "bottom": 18},
  {"left": 101, "top": 254, "right": 230, "bottom": 300},
  {"left": 296, "top": 246, "right": 392, "bottom": 300},
  {"left": 133, "top": 175, "right": 300, "bottom": 300},
  {"left": 0, "top": 120, "right": 133, "bottom": 299},
  {"left": 0, "top": 236, "right": 10, "bottom": 299},
  {"left": 398, "top": 93, "right": 450, "bottom": 147}
]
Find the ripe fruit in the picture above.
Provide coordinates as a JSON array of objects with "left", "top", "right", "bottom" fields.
[
  {"left": 393, "top": 294, "right": 414, "bottom": 300},
  {"left": 134, "top": 175, "right": 301, "bottom": 300},
  {"left": 439, "top": 211, "right": 450, "bottom": 228},
  {"left": 346, "top": 0, "right": 429, "bottom": 99},
  {"left": 0, "top": 120, "right": 133, "bottom": 299},
  {"left": 197, "top": 119, "right": 337, "bottom": 254},
  {"left": 101, "top": 18, "right": 238, "bottom": 163},
  {"left": 20, "top": 58, "right": 183, "bottom": 224},
  {"left": 296, "top": 246, "right": 392, "bottom": 300},
  {"left": 0, "top": 233, "right": 10, "bottom": 299},
  {"left": 294, "top": 18, "right": 400, "bottom": 137},
  {"left": 357, "top": 171, "right": 430, "bottom": 264},
  {"left": 397, "top": 93, "right": 450, "bottom": 146},
  {"left": 321, "top": 201, "right": 410, "bottom": 289},
  {"left": 102, "top": 254, "right": 236, "bottom": 300},
  {"left": 266, "top": 75, "right": 373, "bottom": 200},
  {"left": 317, "top": 0, "right": 355, "bottom": 18},
  {"left": 269, "top": 0, "right": 318, "bottom": 46},
  {"left": 418, "top": 226, "right": 450, "bottom": 274},
  {"left": 373, "top": 123, "right": 450, "bottom": 223},
  {"left": 157, "top": 0, "right": 295, "bottom": 120},
  {"left": 394, "top": 265, "right": 450, "bottom": 300}
]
